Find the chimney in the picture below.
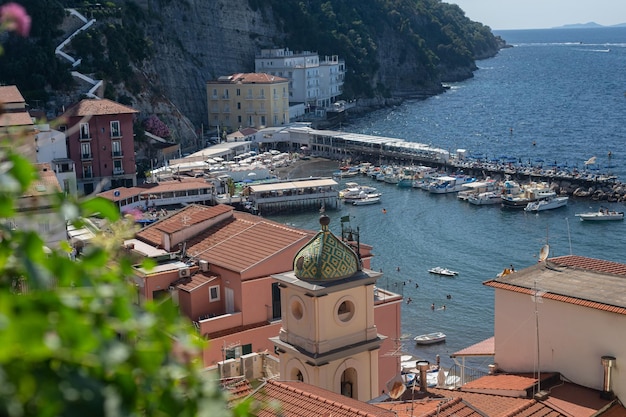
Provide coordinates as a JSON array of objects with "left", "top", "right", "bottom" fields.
[
  {"left": 601, "top": 355, "right": 616, "bottom": 400},
  {"left": 417, "top": 360, "right": 430, "bottom": 393}
]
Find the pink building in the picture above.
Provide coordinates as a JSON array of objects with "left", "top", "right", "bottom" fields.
[
  {"left": 58, "top": 99, "right": 138, "bottom": 195},
  {"left": 128, "top": 204, "right": 402, "bottom": 391}
]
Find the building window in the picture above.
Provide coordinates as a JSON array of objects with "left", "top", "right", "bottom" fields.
[
  {"left": 110, "top": 121, "right": 121, "bottom": 137},
  {"left": 83, "top": 165, "right": 93, "bottom": 178},
  {"left": 79, "top": 123, "right": 90, "bottom": 139},
  {"left": 112, "top": 141, "right": 122, "bottom": 157},
  {"left": 113, "top": 160, "right": 123, "bottom": 174},
  {"left": 237, "top": 102, "right": 241, "bottom": 110},
  {"left": 224, "top": 343, "right": 252, "bottom": 360},
  {"left": 337, "top": 299, "right": 355, "bottom": 323},
  {"left": 209, "top": 285, "right": 220, "bottom": 302},
  {"left": 260, "top": 116, "right": 266, "bottom": 126},
  {"left": 81, "top": 142, "right": 91, "bottom": 159},
  {"left": 237, "top": 115, "right": 242, "bottom": 123},
  {"left": 236, "top": 88, "right": 241, "bottom": 96}
]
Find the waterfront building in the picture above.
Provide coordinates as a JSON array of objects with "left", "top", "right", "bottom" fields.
[
  {"left": 255, "top": 48, "right": 346, "bottom": 111},
  {"left": 206, "top": 73, "right": 289, "bottom": 131},
  {"left": 244, "top": 177, "right": 339, "bottom": 215},
  {"left": 126, "top": 205, "right": 402, "bottom": 393},
  {"left": 484, "top": 255, "right": 626, "bottom": 402},
  {"left": 57, "top": 98, "right": 138, "bottom": 195}
]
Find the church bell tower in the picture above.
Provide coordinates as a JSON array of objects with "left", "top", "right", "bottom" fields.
[{"left": 270, "top": 215, "right": 385, "bottom": 401}]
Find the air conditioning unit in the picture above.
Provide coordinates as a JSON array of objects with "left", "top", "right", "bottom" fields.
[
  {"left": 199, "top": 259, "right": 209, "bottom": 272},
  {"left": 218, "top": 358, "right": 240, "bottom": 378},
  {"left": 240, "top": 353, "right": 262, "bottom": 380},
  {"left": 178, "top": 267, "right": 190, "bottom": 278}
]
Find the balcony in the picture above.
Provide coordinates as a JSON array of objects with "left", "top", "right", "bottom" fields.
[
  {"left": 81, "top": 153, "right": 93, "bottom": 161},
  {"left": 113, "top": 168, "right": 125, "bottom": 176},
  {"left": 83, "top": 171, "right": 93, "bottom": 179},
  {"left": 79, "top": 134, "right": 91, "bottom": 141},
  {"left": 112, "top": 151, "right": 123, "bottom": 158}
]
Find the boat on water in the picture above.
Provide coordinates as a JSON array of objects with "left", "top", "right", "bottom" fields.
[
  {"left": 467, "top": 190, "right": 502, "bottom": 205},
  {"left": 352, "top": 196, "right": 381, "bottom": 205},
  {"left": 339, "top": 182, "right": 378, "bottom": 199},
  {"left": 457, "top": 179, "right": 499, "bottom": 201},
  {"left": 428, "top": 175, "right": 476, "bottom": 194},
  {"left": 414, "top": 332, "right": 446, "bottom": 345},
  {"left": 501, "top": 181, "right": 555, "bottom": 209},
  {"left": 428, "top": 266, "right": 458, "bottom": 276},
  {"left": 576, "top": 208, "right": 625, "bottom": 221},
  {"left": 524, "top": 196, "right": 569, "bottom": 212}
]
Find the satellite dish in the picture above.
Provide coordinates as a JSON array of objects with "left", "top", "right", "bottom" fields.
[{"left": 539, "top": 244, "right": 550, "bottom": 262}]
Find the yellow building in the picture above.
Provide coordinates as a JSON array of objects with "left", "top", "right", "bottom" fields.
[{"left": 207, "top": 73, "right": 289, "bottom": 131}]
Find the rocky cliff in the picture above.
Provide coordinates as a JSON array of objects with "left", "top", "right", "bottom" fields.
[{"left": 101, "top": 0, "right": 502, "bottom": 150}]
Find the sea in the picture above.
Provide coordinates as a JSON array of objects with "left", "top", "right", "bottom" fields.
[{"left": 266, "top": 27, "right": 626, "bottom": 368}]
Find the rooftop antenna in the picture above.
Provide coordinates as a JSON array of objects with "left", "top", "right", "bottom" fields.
[{"left": 532, "top": 280, "right": 545, "bottom": 397}]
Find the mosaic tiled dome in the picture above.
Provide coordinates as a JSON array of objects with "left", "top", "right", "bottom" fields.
[{"left": 293, "top": 215, "right": 360, "bottom": 281}]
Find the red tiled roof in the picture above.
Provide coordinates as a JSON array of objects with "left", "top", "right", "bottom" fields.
[
  {"left": 550, "top": 255, "right": 626, "bottom": 276},
  {"left": 22, "top": 163, "right": 62, "bottom": 196},
  {"left": 462, "top": 374, "right": 540, "bottom": 392},
  {"left": 484, "top": 281, "right": 626, "bottom": 316},
  {"left": 211, "top": 72, "right": 288, "bottom": 84},
  {"left": 0, "top": 85, "right": 25, "bottom": 103},
  {"left": 484, "top": 256, "right": 626, "bottom": 315},
  {"left": 0, "top": 111, "right": 33, "bottom": 127},
  {"left": 187, "top": 218, "right": 311, "bottom": 273},
  {"left": 249, "top": 379, "right": 395, "bottom": 417},
  {"left": 60, "top": 98, "right": 138, "bottom": 117},
  {"left": 377, "top": 398, "right": 484, "bottom": 417},
  {"left": 145, "top": 178, "right": 214, "bottom": 193},
  {"left": 451, "top": 336, "right": 495, "bottom": 358},
  {"left": 135, "top": 204, "right": 234, "bottom": 245},
  {"left": 177, "top": 273, "right": 217, "bottom": 292}
]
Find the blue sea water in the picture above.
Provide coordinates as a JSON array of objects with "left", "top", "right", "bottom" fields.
[{"left": 267, "top": 27, "right": 626, "bottom": 367}]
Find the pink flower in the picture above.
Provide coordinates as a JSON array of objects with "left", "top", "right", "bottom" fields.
[{"left": 0, "top": 2, "right": 31, "bottom": 37}]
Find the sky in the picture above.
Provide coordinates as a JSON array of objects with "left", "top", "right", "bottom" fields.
[{"left": 450, "top": 0, "right": 626, "bottom": 30}]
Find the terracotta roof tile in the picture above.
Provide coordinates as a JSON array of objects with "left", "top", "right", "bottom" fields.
[
  {"left": 97, "top": 186, "right": 144, "bottom": 202},
  {"left": 212, "top": 72, "right": 288, "bottom": 84},
  {"left": 177, "top": 273, "right": 217, "bottom": 292},
  {"left": 60, "top": 98, "right": 138, "bottom": 118},
  {"left": 377, "top": 398, "right": 485, "bottom": 417},
  {"left": 249, "top": 380, "right": 395, "bottom": 417},
  {"left": 136, "top": 204, "right": 233, "bottom": 245},
  {"left": 484, "top": 256, "right": 626, "bottom": 314},
  {"left": 451, "top": 336, "right": 495, "bottom": 358},
  {"left": 187, "top": 218, "right": 311, "bottom": 273},
  {"left": 0, "top": 85, "right": 25, "bottom": 103},
  {"left": 22, "top": 163, "right": 62, "bottom": 196},
  {"left": 0, "top": 111, "right": 33, "bottom": 127}
]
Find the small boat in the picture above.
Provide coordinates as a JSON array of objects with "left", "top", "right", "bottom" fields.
[
  {"left": 524, "top": 196, "right": 569, "bottom": 212},
  {"left": 576, "top": 208, "right": 625, "bottom": 221},
  {"left": 428, "top": 266, "right": 458, "bottom": 276},
  {"left": 414, "top": 332, "right": 446, "bottom": 345},
  {"left": 352, "top": 196, "right": 381, "bottom": 206}
]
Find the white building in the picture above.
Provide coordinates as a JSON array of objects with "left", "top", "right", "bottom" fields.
[
  {"left": 35, "top": 124, "right": 77, "bottom": 195},
  {"left": 484, "top": 255, "right": 626, "bottom": 401},
  {"left": 255, "top": 48, "right": 345, "bottom": 111}
]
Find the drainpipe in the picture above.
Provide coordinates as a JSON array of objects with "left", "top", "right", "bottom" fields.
[{"left": 601, "top": 356, "right": 616, "bottom": 400}]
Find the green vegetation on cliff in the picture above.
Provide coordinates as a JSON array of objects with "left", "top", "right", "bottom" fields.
[{"left": 250, "top": 0, "right": 502, "bottom": 97}]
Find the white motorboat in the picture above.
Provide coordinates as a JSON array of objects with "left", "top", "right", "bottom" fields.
[
  {"left": 428, "top": 175, "right": 476, "bottom": 194},
  {"left": 467, "top": 191, "right": 502, "bottom": 205},
  {"left": 339, "top": 182, "right": 378, "bottom": 199},
  {"left": 414, "top": 332, "right": 446, "bottom": 345},
  {"left": 352, "top": 196, "right": 381, "bottom": 206},
  {"left": 576, "top": 208, "right": 625, "bottom": 221},
  {"left": 524, "top": 196, "right": 569, "bottom": 212},
  {"left": 428, "top": 266, "right": 458, "bottom": 276}
]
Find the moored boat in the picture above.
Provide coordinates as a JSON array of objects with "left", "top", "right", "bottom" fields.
[
  {"left": 414, "top": 332, "right": 446, "bottom": 345},
  {"left": 576, "top": 208, "right": 625, "bottom": 221},
  {"left": 467, "top": 191, "right": 502, "bottom": 205},
  {"left": 524, "top": 196, "right": 569, "bottom": 212}
]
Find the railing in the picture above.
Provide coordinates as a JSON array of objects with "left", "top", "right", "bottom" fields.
[
  {"left": 79, "top": 134, "right": 91, "bottom": 140},
  {"left": 112, "top": 151, "right": 123, "bottom": 158},
  {"left": 81, "top": 153, "right": 92, "bottom": 160},
  {"left": 447, "top": 363, "right": 489, "bottom": 388},
  {"left": 113, "top": 169, "right": 125, "bottom": 175}
]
